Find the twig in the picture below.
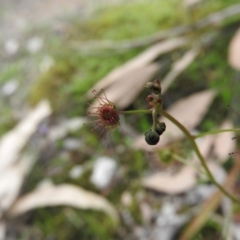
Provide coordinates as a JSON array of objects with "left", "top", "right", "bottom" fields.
[
  {"left": 71, "top": 3, "right": 240, "bottom": 51},
  {"left": 179, "top": 155, "right": 240, "bottom": 240},
  {"left": 161, "top": 46, "right": 200, "bottom": 94},
  {"left": 161, "top": 31, "right": 220, "bottom": 94}
]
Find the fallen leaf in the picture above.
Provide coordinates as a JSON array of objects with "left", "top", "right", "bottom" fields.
[
  {"left": 88, "top": 37, "right": 188, "bottom": 95},
  {"left": 212, "top": 120, "right": 235, "bottom": 163},
  {"left": 228, "top": 27, "right": 240, "bottom": 70},
  {"left": 0, "top": 154, "right": 35, "bottom": 216},
  {"left": 89, "top": 63, "right": 160, "bottom": 110},
  {"left": 10, "top": 183, "right": 118, "bottom": 223},
  {"left": 142, "top": 165, "right": 196, "bottom": 194},
  {"left": 0, "top": 101, "right": 51, "bottom": 173},
  {"left": 134, "top": 90, "right": 217, "bottom": 150}
]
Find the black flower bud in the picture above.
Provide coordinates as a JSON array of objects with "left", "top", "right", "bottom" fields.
[
  {"left": 152, "top": 79, "right": 161, "bottom": 94},
  {"left": 156, "top": 122, "right": 166, "bottom": 135},
  {"left": 146, "top": 80, "right": 161, "bottom": 94},
  {"left": 145, "top": 130, "right": 160, "bottom": 145}
]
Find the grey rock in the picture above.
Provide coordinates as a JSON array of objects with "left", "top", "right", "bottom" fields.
[{"left": 90, "top": 156, "right": 117, "bottom": 189}]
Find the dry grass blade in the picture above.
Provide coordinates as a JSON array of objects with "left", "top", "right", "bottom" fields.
[
  {"left": 87, "top": 38, "right": 188, "bottom": 96},
  {"left": 143, "top": 165, "right": 196, "bottom": 194},
  {"left": 134, "top": 90, "right": 217, "bottom": 150},
  {"left": 179, "top": 156, "right": 240, "bottom": 240},
  {"left": 10, "top": 183, "right": 118, "bottom": 223},
  {"left": 196, "top": 3, "right": 240, "bottom": 28},
  {"left": 212, "top": 120, "right": 235, "bottom": 163},
  {"left": 228, "top": 27, "right": 240, "bottom": 70},
  {"left": 194, "top": 135, "right": 217, "bottom": 160},
  {"left": 161, "top": 47, "right": 200, "bottom": 94},
  {"left": 0, "top": 101, "right": 51, "bottom": 173}
]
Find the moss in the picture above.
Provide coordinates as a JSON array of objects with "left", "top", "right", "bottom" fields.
[
  {"left": 185, "top": 29, "right": 236, "bottom": 104},
  {"left": 25, "top": 207, "right": 116, "bottom": 240},
  {"left": 0, "top": 107, "right": 16, "bottom": 137},
  {"left": 0, "top": 63, "right": 22, "bottom": 85},
  {"left": 29, "top": 58, "right": 77, "bottom": 111},
  {"left": 28, "top": 0, "right": 240, "bottom": 115},
  {"left": 29, "top": 48, "right": 142, "bottom": 114},
  {"left": 70, "top": 0, "right": 240, "bottom": 42}
]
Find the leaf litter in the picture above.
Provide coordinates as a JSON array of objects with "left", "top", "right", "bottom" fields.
[
  {"left": 88, "top": 37, "right": 188, "bottom": 96},
  {"left": 10, "top": 182, "right": 118, "bottom": 223}
]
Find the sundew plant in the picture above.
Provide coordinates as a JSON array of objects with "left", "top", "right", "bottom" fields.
[{"left": 87, "top": 79, "right": 240, "bottom": 203}]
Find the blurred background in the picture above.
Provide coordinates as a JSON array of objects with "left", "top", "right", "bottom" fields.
[{"left": 1, "top": 0, "right": 240, "bottom": 239}]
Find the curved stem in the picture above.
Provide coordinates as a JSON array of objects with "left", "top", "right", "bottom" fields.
[
  {"left": 194, "top": 128, "right": 240, "bottom": 139},
  {"left": 121, "top": 108, "right": 239, "bottom": 202},
  {"left": 159, "top": 109, "right": 240, "bottom": 203}
]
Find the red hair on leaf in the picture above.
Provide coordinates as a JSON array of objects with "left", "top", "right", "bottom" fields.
[{"left": 84, "top": 89, "right": 120, "bottom": 139}]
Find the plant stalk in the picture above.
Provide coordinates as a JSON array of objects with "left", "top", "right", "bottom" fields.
[
  {"left": 121, "top": 109, "right": 240, "bottom": 203},
  {"left": 159, "top": 109, "right": 240, "bottom": 203},
  {"left": 194, "top": 128, "right": 240, "bottom": 139}
]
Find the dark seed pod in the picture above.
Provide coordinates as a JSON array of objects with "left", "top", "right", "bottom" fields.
[
  {"left": 146, "top": 80, "right": 161, "bottom": 94},
  {"left": 145, "top": 130, "right": 160, "bottom": 145},
  {"left": 151, "top": 85, "right": 161, "bottom": 95},
  {"left": 156, "top": 122, "right": 166, "bottom": 135}
]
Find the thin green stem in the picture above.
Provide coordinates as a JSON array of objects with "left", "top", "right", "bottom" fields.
[
  {"left": 195, "top": 128, "right": 240, "bottom": 139},
  {"left": 159, "top": 109, "right": 240, "bottom": 203},
  {"left": 121, "top": 108, "right": 240, "bottom": 202},
  {"left": 172, "top": 153, "right": 207, "bottom": 176},
  {"left": 120, "top": 110, "right": 151, "bottom": 115}
]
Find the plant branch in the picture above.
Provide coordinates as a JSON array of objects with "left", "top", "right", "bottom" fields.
[
  {"left": 121, "top": 108, "right": 240, "bottom": 202},
  {"left": 159, "top": 109, "right": 240, "bottom": 203},
  {"left": 194, "top": 128, "right": 240, "bottom": 139}
]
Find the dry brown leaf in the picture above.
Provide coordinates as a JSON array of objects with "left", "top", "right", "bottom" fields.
[
  {"left": 88, "top": 37, "right": 188, "bottom": 96},
  {"left": 228, "top": 27, "right": 240, "bottom": 70},
  {"left": 0, "top": 101, "right": 51, "bottom": 217},
  {"left": 134, "top": 90, "right": 217, "bottom": 150},
  {"left": 143, "top": 165, "right": 196, "bottom": 194},
  {"left": 90, "top": 63, "right": 159, "bottom": 110},
  {"left": 0, "top": 154, "right": 35, "bottom": 216},
  {"left": 0, "top": 101, "right": 51, "bottom": 173},
  {"left": 212, "top": 120, "right": 235, "bottom": 163},
  {"left": 10, "top": 183, "right": 118, "bottom": 223}
]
